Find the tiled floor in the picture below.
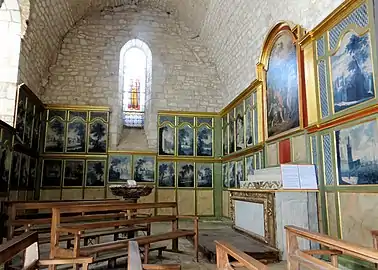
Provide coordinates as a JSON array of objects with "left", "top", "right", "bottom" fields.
[{"left": 39, "top": 220, "right": 287, "bottom": 269}]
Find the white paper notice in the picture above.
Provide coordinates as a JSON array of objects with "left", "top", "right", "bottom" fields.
[
  {"left": 298, "top": 165, "right": 318, "bottom": 189},
  {"left": 281, "top": 165, "right": 301, "bottom": 189}
]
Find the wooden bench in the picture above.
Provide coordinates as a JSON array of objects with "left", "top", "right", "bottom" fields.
[
  {"left": 0, "top": 231, "right": 93, "bottom": 270},
  {"left": 286, "top": 225, "right": 378, "bottom": 269},
  {"left": 215, "top": 240, "right": 268, "bottom": 270},
  {"left": 128, "top": 241, "right": 180, "bottom": 270},
  {"left": 49, "top": 202, "right": 198, "bottom": 269}
]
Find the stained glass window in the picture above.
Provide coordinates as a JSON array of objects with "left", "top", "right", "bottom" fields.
[{"left": 120, "top": 39, "right": 152, "bottom": 128}]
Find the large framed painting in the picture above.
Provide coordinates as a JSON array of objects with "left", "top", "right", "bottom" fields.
[
  {"left": 197, "top": 163, "right": 213, "bottom": 188},
  {"left": 133, "top": 155, "right": 155, "bottom": 182},
  {"left": 158, "top": 161, "right": 175, "bottom": 187},
  {"left": 88, "top": 120, "right": 107, "bottom": 153},
  {"left": 178, "top": 125, "right": 194, "bottom": 156},
  {"left": 42, "top": 159, "right": 62, "bottom": 187},
  {"left": 158, "top": 125, "right": 175, "bottom": 155},
  {"left": 108, "top": 155, "right": 132, "bottom": 182},
  {"left": 336, "top": 119, "right": 378, "bottom": 185},
  {"left": 66, "top": 120, "right": 86, "bottom": 153},
  {"left": 86, "top": 160, "right": 106, "bottom": 187},
  {"left": 64, "top": 160, "right": 84, "bottom": 187},
  {"left": 177, "top": 162, "right": 194, "bottom": 188},
  {"left": 331, "top": 32, "right": 374, "bottom": 113},
  {"left": 264, "top": 26, "right": 301, "bottom": 139}
]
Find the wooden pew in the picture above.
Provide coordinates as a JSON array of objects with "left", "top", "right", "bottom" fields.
[
  {"left": 215, "top": 240, "right": 268, "bottom": 270},
  {"left": 0, "top": 231, "right": 92, "bottom": 270},
  {"left": 286, "top": 225, "right": 378, "bottom": 269},
  {"left": 49, "top": 202, "right": 198, "bottom": 269},
  {"left": 128, "top": 241, "right": 181, "bottom": 270}
]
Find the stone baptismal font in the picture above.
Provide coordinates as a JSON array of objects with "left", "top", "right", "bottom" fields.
[{"left": 110, "top": 180, "right": 153, "bottom": 203}]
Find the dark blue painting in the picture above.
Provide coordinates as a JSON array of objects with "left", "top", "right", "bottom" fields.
[
  {"left": 134, "top": 156, "right": 155, "bottom": 182},
  {"left": 336, "top": 120, "right": 378, "bottom": 185},
  {"left": 178, "top": 125, "right": 194, "bottom": 156},
  {"left": 45, "top": 119, "right": 65, "bottom": 152},
  {"left": 197, "top": 163, "right": 213, "bottom": 188},
  {"left": 158, "top": 162, "right": 175, "bottom": 187},
  {"left": 108, "top": 155, "right": 131, "bottom": 182},
  {"left": 67, "top": 120, "right": 86, "bottom": 152},
  {"left": 332, "top": 32, "right": 374, "bottom": 112},
  {"left": 266, "top": 32, "right": 300, "bottom": 137},
  {"left": 88, "top": 121, "right": 107, "bottom": 153},
  {"left": 222, "top": 163, "right": 228, "bottom": 188},
  {"left": 197, "top": 126, "right": 213, "bottom": 156},
  {"left": 178, "top": 162, "right": 194, "bottom": 188}
]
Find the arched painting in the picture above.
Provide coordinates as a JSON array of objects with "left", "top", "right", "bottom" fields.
[{"left": 266, "top": 31, "right": 300, "bottom": 138}]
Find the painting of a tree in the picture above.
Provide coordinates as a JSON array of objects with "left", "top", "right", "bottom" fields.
[
  {"left": 134, "top": 156, "right": 155, "bottom": 182},
  {"left": 197, "top": 163, "right": 213, "bottom": 188},
  {"left": 67, "top": 120, "right": 86, "bottom": 152},
  {"left": 178, "top": 125, "right": 194, "bottom": 156},
  {"left": 88, "top": 121, "right": 107, "bottom": 153},
  {"left": 197, "top": 126, "right": 213, "bottom": 156},
  {"left": 178, "top": 163, "right": 194, "bottom": 187},
  {"left": 158, "top": 162, "right": 175, "bottom": 187},
  {"left": 86, "top": 161, "right": 105, "bottom": 186},
  {"left": 331, "top": 32, "right": 374, "bottom": 112},
  {"left": 45, "top": 119, "right": 65, "bottom": 152}
]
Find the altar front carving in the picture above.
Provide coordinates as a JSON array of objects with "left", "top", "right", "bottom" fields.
[{"left": 230, "top": 189, "right": 319, "bottom": 260}]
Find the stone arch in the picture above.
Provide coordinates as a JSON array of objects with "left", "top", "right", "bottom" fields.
[
  {"left": 119, "top": 38, "right": 152, "bottom": 129},
  {"left": 0, "top": 0, "right": 22, "bottom": 125}
]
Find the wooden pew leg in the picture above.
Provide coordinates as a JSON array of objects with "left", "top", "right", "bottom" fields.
[
  {"left": 144, "top": 244, "right": 150, "bottom": 264},
  {"left": 331, "top": 254, "right": 338, "bottom": 267}
]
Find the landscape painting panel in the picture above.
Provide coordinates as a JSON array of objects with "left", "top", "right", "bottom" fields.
[
  {"left": 108, "top": 155, "right": 132, "bottom": 182},
  {"left": 266, "top": 32, "right": 300, "bottom": 137},
  {"left": 236, "top": 108, "right": 244, "bottom": 151},
  {"left": 177, "top": 162, "right": 194, "bottom": 188},
  {"left": 245, "top": 107, "right": 253, "bottom": 146},
  {"left": 331, "top": 32, "right": 374, "bottom": 113},
  {"left": 245, "top": 155, "right": 255, "bottom": 181},
  {"left": 86, "top": 161, "right": 106, "bottom": 187},
  {"left": 158, "top": 162, "right": 175, "bottom": 187},
  {"left": 336, "top": 120, "right": 378, "bottom": 185},
  {"left": 64, "top": 160, "right": 84, "bottom": 187},
  {"left": 15, "top": 93, "right": 26, "bottom": 143},
  {"left": 42, "top": 160, "right": 62, "bottom": 187},
  {"left": 28, "top": 158, "right": 37, "bottom": 190},
  {"left": 228, "top": 162, "right": 236, "bottom": 188},
  {"left": 197, "top": 163, "right": 213, "bottom": 188},
  {"left": 223, "top": 121, "right": 228, "bottom": 155},
  {"left": 222, "top": 163, "right": 229, "bottom": 188},
  {"left": 19, "top": 154, "right": 29, "bottom": 189},
  {"left": 235, "top": 160, "right": 244, "bottom": 188},
  {"left": 178, "top": 125, "right": 194, "bottom": 156},
  {"left": 159, "top": 125, "right": 175, "bottom": 155},
  {"left": 197, "top": 126, "right": 213, "bottom": 156},
  {"left": 134, "top": 156, "right": 155, "bottom": 182},
  {"left": 45, "top": 119, "right": 65, "bottom": 152},
  {"left": 10, "top": 152, "right": 20, "bottom": 190},
  {"left": 88, "top": 121, "right": 107, "bottom": 153},
  {"left": 229, "top": 114, "right": 235, "bottom": 153},
  {"left": 67, "top": 120, "right": 86, "bottom": 152},
  {"left": 0, "top": 142, "right": 11, "bottom": 192}
]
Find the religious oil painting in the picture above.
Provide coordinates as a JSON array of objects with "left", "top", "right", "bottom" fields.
[
  {"left": 331, "top": 32, "right": 374, "bottom": 113},
  {"left": 67, "top": 120, "right": 86, "bottom": 152},
  {"left": 336, "top": 120, "right": 378, "bottom": 185},
  {"left": 158, "top": 161, "right": 175, "bottom": 187},
  {"left": 197, "top": 126, "right": 213, "bottom": 156},
  {"left": 177, "top": 162, "right": 194, "bottom": 188},
  {"left": 19, "top": 154, "right": 29, "bottom": 189},
  {"left": 10, "top": 152, "right": 20, "bottom": 190},
  {"left": 197, "top": 163, "right": 213, "bottom": 188},
  {"left": 236, "top": 160, "right": 243, "bottom": 188},
  {"left": 86, "top": 161, "right": 106, "bottom": 187},
  {"left": 0, "top": 142, "right": 11, "bottom": 192},
  {"left": 178, "top": 125, "right": 194, "bottom": 156},
  {"left": 64, "top": 160, "right": 84, "bottom": 187},
  {"left": 159, "top": 125, "right": 175, "bottom": 155},
  {"left": 88, "top": 121, "right": 107, "bottom": 153},
  {"left": 133, "top": 156, "right": 155, "bottom": 182},
  {"left": 229, "top": 113, "right": 235, "bottom": 153},
  {"left": 266, "top": 32, "right": 300, "bottom": 138},
  {"left": 245, "top": 155, "right": 255, "bottom": 182},
  {"left": 228, "top": 161, "right": 236, "bottom": 188},
  {"left": 42, "top": 160, "right": 62, "bottom": 187},
  {"left": 236, "top": 105, "right": 244, "bottom": 151},
  {"left": 45, "top": 119, "right": 65, "bottom": 152},
  {"left": 28, "top": 158, "right": 37, "bottom": 190},
  {"left": 222, "top": 163, "right": 229, "bottom": 188},
  {"left": 108, "top": 155, "right": 132, "bottom": 182}
]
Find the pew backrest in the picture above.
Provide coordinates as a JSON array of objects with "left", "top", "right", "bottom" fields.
[
  {"left": 215, "top": 240, "right": 268, "bottom": 270},
  {"left": 286, "top": 225, "right": 378, "bottom": 269}
]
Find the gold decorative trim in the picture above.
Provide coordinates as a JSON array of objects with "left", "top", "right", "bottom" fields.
[
  {"left": 108, "top": 150, "right": 156, "bottom": 155},
  {"left": 45, "top": 104, "right": 111, "bottom": 112},
  {"left": 157, "top": 110, "right": 218, "bottom": 117},
  {"left": 230, "top": 190, "right": 276, "bottom": 248},
  {"left": 157, "top": 155, "right": 221, "bottom": 163}
]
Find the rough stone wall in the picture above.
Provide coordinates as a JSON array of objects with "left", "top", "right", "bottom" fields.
[
  {"left": 198, "top": 0, "right": 345, "bottom": 104},
  {"left": 18, "top": 0, "right": 76, "bottom": 96},
  {"left": 41, "top": 5, "right": 224, "bottom": 150}
]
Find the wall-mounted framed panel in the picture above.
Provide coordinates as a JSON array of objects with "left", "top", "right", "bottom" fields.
[
  {"left": 107, "top": 154, "right": 132, "bottom": 183},
  {"left": 85, "top": 159, "right": 107, "bottom": 187},
  {"left": 0, "top": 121, "right": 14, "bottom": 195}
]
